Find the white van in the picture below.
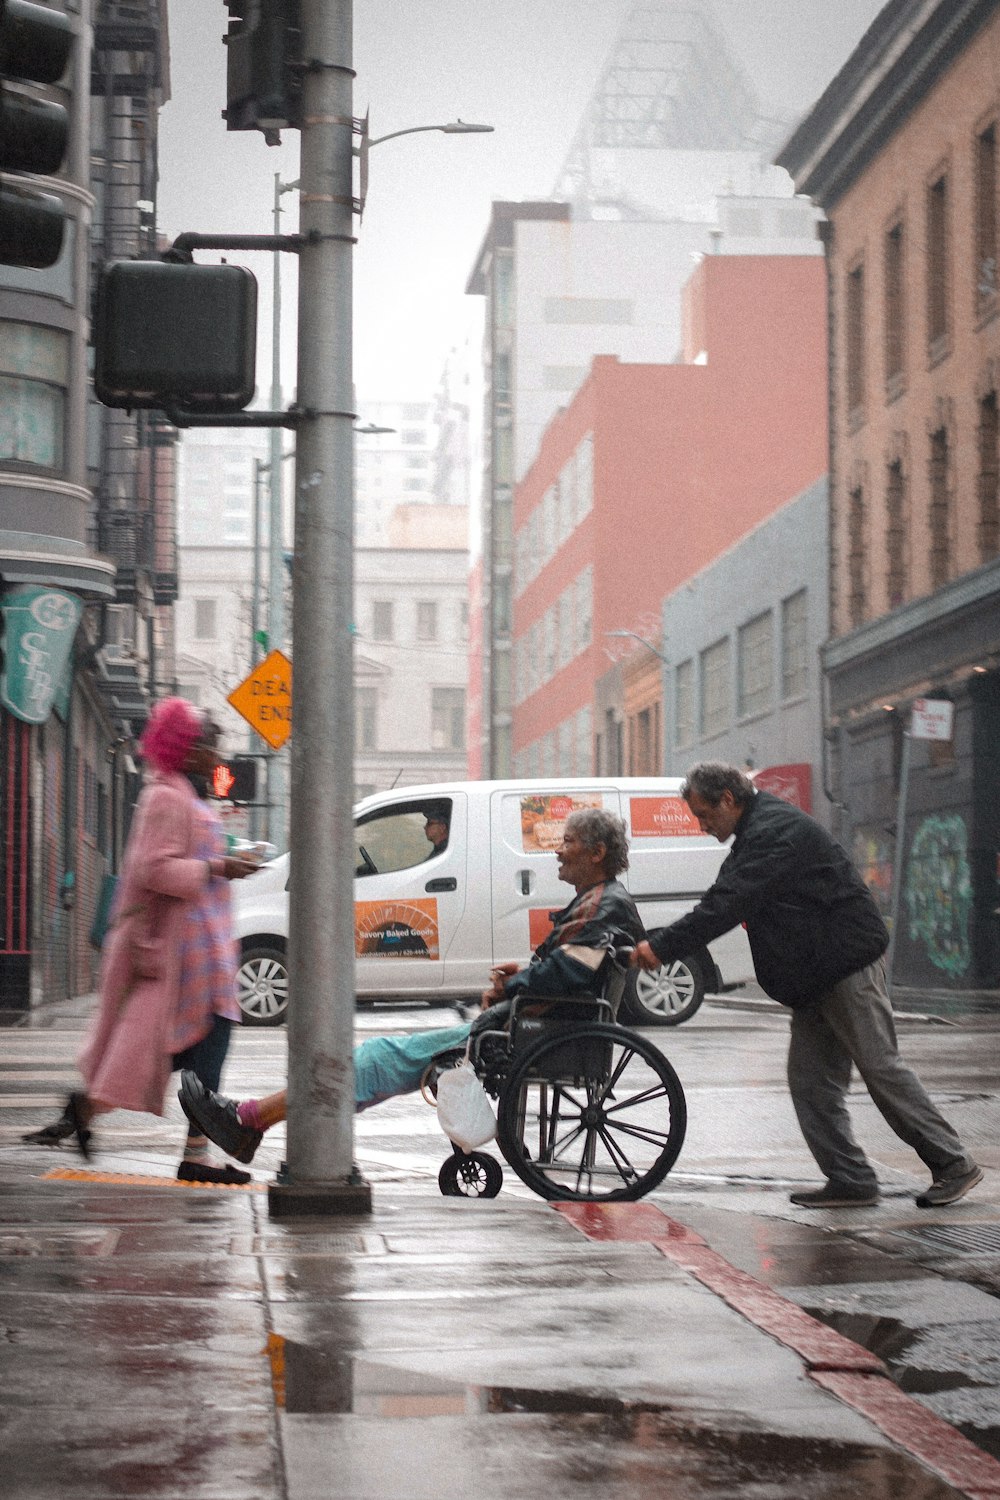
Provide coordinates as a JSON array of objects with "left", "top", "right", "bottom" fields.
[{"left": 231, "top": 777, "right": 755, "bottom": 1029}]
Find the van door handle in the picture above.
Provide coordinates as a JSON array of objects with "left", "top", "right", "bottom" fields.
[
  {"left": 425, "top": 877, "right": 457, "bottom": 893},
  {"left": 519, "top": 870, "right": 534, "bottom": 896}
]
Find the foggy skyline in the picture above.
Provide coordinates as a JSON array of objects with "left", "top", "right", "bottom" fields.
[{"left": 159, "top": 1, "right": 885, "bottom": 405}]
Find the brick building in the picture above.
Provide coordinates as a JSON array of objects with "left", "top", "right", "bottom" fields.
[
  {"left": 779, "top": 0, "right": 1000, "bottom": 992},
  {"left": 510, "top": 254, "right": 828, "bottom": 779}
]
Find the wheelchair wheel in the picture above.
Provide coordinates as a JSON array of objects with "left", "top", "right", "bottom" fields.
[
  {"left": 438, "top": 1151, "right": 503, "bottom": 1199},
  {"left": 496, "top": 1023, "right": 686, "bottom": 1202}
]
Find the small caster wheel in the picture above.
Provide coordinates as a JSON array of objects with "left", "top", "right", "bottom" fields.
[{"left": 438, "top": 1151, "right": 503, "bottom": 1198}]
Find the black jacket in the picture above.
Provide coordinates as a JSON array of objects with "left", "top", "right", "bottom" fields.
[{"left": 646, "top": 791, "right": 888, "bottom": 1008}]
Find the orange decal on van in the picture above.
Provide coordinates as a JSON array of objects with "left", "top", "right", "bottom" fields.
[
  {"left": 355, "top": 899, "right": 440, "bottom": 959},
  {"left": 528, "top": 906, "right": 560, "bottom": 949},
  {"left": 520, "top": 793, "right": 603, "bottom": 852},
  {"left": 630, "top": 796, "right": 701, "bottom": 837}
]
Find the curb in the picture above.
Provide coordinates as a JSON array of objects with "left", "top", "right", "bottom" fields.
[{"left": 557, "top": 1201, "right": 1000, "bottom": 1499}]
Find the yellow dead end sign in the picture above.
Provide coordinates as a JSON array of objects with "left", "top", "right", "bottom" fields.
[{"left": 228, "top": 649, "right": 292, "bottom": 750}]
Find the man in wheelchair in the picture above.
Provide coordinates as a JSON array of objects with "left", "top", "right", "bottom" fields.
[
  {"left": 174, "top": 810, "right": 643, "bottom": 1165},
  {"left": 474, "top": 807, "right": 644, "bottom": 1033}
]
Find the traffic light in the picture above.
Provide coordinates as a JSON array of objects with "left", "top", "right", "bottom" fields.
[
  {"left": 0, "top": 0, "right": 72, "bottom": 268},
  {"left": 227, "top": 757, "right": 259, "bottom": 805},
  {"left": 93, "top": 260, "right": 258, "bottom": 413},
  {"left": 224, "top": 0, "right": 302, "bottom": 141}
]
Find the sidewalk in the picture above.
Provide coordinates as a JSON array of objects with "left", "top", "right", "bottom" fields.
[{"left": 3, "top": 1153, "right": 1000, "bottom": 1498}]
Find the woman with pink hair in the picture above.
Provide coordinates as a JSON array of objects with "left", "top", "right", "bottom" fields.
[{"left": 26, "top": 698, "right": 261, "bottom": 1182}]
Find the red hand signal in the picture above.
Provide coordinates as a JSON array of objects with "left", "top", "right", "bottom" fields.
[{"left": 213, "top": 764, "right": 236, "bottom": 799}]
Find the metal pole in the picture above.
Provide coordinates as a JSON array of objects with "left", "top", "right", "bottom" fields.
[
  {"left": 270, "top": 0, "right": 370, "bottom": 1214},
  {"left": 885, "top": 726, "right": 912, "bottom": 998},
  {"left": 268, "top": 175, "right": 288, "bottom": 850},
  {"left": 249, "top": 458, "right": 264, "bottom": 842}
]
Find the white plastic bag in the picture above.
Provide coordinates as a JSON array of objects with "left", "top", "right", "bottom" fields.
[{"left": 435, "top": 1060, "right": 497, "bottom": 1152}]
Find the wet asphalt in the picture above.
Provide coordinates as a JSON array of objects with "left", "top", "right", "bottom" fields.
[{"left": 2, "top": 991, "right": 1000, "bottom": 1499}]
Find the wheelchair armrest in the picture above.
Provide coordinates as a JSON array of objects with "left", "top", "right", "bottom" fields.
[{"left": 508, "top": 992, "right": 616, "bottom": 1025}]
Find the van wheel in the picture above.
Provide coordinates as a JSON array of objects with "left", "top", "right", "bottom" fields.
[
  {"left": 620, "top": 952, "right": 707, "bottom": 1027},
  {"left": 237, "top": 943, "right": 289, "bottom": 1026}
]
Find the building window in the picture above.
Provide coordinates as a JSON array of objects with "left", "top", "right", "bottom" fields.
[
  {"left": 978, "top": 391, "right": 999, "bottom": 561},
  {"left": 976, "top": 123, "right": 997, "bottom": 313},
  {"left": 459, "top": 599, "right": 469, "bottom": 639},
  {"left": 780, "top": 591, "right": 808, "bottom": 701},
  {"left": 575, "top": 434, "right": 593, "bottom": 522},
  {"left": 847, "top": 485, "right": 867, "bottom": 628},
  {"left": 544, "top": 296, "right": 633, "bottom": 324},
  {"left": 431, "top": 687, "right": 465, "bottom": 751},
  {"left": 699, "top": 638, "right": 730, "bottom": 740},
  {"left": 543, "top": 606, "right": 556, "bottom": 680},
  {"left": 927, "top": 171, "right": 950, "bottom": 356},
  {"left": 372, "top": 600, "right": 394, "bottom": 641},
  {"left": 0, "top": 321, "right": 69, "bottom": 471},
  {"left": 557, "top": 587, "right": 573, "bottom": 669},
  {"left": 492, "top": 251, "right": 513, "bottom": 328},
  {"left": 194, "top": 598, "right": 217, "bottom": 641},
  {"left": 575, "top": 566, "right": 592, "bottom": 651},
  {"left": 575, "top": 705, "right": 592, "bottom": 775},
  {"left": 885, "top": 461, "right": 909, "bottom": 609},
  {"left": 416, "top": 601, "right": 438, "bottom": 641},
  {"left": 355, "top": 686, "right": 378, "bottom": 752},
  {"left": 884, "top": 221, "right": 905, "bottom": 390},
  {"left": 737, "top": 611, "right": 773, "bottom": 720},
  {"left": 675, "top": 659, "right": 694, "bottom": 749},
  {"left": 929, "top": 428, "right": 951, "bottom": 589},
  {"left": 846, "top": 261, "right": 865, "bottom": 417}
]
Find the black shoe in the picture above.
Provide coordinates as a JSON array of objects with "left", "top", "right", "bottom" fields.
[
  {"left": 177, "top": 1159, "right": 252, "bottom": 1186},
  {"left": 22, "top": 1108, "right": 76, "bottom": 1146},
  {"left": 916, "top": 1164, "right": 983, "bottom": 1208},
  {"left": 178, "top": 1071, "right": 263, "bottom": 1164},
  {"left": 789, "top": 1180, "right": 879, "bottom": 1208},
  {"left": 65, "top": 1091, "right": 93, "bottom": 1160}
]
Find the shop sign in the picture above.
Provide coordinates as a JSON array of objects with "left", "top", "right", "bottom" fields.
[{"left": 0, "top": 586, "right": 82, "bottom": 725}]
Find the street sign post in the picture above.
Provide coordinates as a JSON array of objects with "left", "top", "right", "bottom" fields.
[{"left": 227, "top": 648, "right": 292, "bottom": 750}]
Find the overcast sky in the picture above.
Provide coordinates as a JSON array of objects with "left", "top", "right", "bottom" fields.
[{"left": 159, "top": 0, "right": 885, "bottom": 405}]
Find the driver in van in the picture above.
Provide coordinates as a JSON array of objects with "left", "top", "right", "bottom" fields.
[
  {"left": 422, "top": 802, "right": 450, "bottom": 858},
  {"left": 174, "top": 808, "right": 644, "bottom": 1167}
]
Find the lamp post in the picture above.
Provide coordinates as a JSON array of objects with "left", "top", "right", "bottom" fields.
[
  {"left": 268, "top": 174, "right": 298, "bottom": 851},
  {"left": 604, "top": 631, "right": 669, "bottom": 776},
  {"left": 274, "top": 0, "right": 492, "bottom": 1216}
]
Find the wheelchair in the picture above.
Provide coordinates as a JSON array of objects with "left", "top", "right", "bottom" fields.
[{"left": 429, "top": 945, "right": 687, "bottom": 1203}]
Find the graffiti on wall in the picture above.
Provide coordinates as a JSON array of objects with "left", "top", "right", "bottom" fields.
[
  {"left": 852, "top": 829, "right": 894, "bottom": 920},
  {"left": 904, "top": 814, "right": 972, "bottom": 977}
]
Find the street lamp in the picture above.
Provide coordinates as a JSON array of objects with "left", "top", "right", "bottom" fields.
[
  {"left": 356, "top": 118, "right": 493, "bottom": 213},
  {"left": 604, "top": 629, "right": 668, "bottom": 661},
  {"left": 604, "top": 631, "right": 669, "bottom": 776},
  {"left": 277, "top": 0, "right": 493, "bottom": 1216}
]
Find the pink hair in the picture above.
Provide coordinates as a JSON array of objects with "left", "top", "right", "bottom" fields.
[{"left": 139, "top": 697, "right": 204, "bottom": 774}]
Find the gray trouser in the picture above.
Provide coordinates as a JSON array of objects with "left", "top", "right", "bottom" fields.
[{"left": 787, "top": 957, "right": 973, "bottom": 1190}]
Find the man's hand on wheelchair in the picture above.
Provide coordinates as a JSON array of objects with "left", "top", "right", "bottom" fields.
[{"left": 631, "top": 940, "right": 661, "bottom": 971}]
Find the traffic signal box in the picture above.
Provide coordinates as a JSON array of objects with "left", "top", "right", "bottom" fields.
[
  {"left": 93, "top": 260, "right": 258, "bottom": 412},
  {"left": 0, "top": 0, "right": 72, "bottom": 268},
  {"left": 215, "top": 756, "right": 259, "bottom": 805},
  {"left": 224, "top": 0, "right": 302, "bottom": 139}
]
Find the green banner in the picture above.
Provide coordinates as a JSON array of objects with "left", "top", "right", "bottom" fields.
[{"left": 0, "top": 586, "right": 82, "bottom": 725}]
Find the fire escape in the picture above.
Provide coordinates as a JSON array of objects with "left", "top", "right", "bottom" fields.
[{"left": 89, "top": 1, "right": 177, "bottom": 720}]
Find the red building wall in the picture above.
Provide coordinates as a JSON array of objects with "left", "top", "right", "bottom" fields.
[{"left": 513, "top": 254, "right": 828, "bottom": 755}]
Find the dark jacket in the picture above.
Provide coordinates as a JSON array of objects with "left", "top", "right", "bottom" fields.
[
  {"left": 504, "top": 877, "right": 645, "bottom": 1001},
  {"left": 646, "top": 791, "right": 888, "bottom": 1008}
]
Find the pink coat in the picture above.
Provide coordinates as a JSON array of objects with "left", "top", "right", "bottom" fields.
[{"left": 78, "top": 773, "right": 218, "bottom": 1116}]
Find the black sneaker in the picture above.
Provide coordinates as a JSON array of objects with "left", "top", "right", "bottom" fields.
[
  {"left": 178, "top": 1071, "right": 263, "bottom": 1164},
  {"left": 789, "top": 1180, "right": 879, "bottom": 1207},
  {"left": 915, "top": 1164, "right": 983, "bottom": 1208}
]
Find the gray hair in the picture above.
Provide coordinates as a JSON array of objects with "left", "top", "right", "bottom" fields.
[
  {"left": 565, "top": 807, "right": 629, "bottom": 878},
  {"left": 682, "top": 762, "right": 756, "bottom": 809}
]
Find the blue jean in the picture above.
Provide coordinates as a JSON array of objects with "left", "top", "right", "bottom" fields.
[{"left": 172, "top": 1015, "right": 233, "bottom": 1141}]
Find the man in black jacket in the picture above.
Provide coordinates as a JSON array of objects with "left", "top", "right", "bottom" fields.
[{"left": 633, "top": 762, "right": 981, "bottom": 1210}]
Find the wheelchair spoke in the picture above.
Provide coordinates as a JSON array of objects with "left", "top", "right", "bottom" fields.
[
  {"left": 596, "top": 1123, "right": 642, "bottom": 1186},
  {"left": 604, "top": 1081, "right": 670, "bottom": 1114}
]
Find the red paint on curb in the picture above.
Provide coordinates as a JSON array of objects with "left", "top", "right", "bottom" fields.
[
  {"left": 813, "top": 1372, "right": 1000, "bottom": 1500},
  {"left": 555, "top": 1200, "right": 1000, "bottom": 1497}
]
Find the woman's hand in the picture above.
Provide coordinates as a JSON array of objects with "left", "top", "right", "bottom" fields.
[{"left": 220, "top": 856, "right": 260, "bottom": 881}]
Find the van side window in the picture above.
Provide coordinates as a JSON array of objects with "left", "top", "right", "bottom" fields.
[{"left": 355, "top": 803, "right": 452, "bottom": 877}]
